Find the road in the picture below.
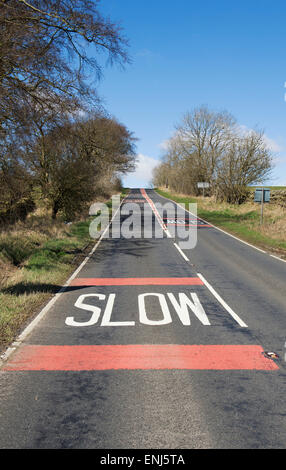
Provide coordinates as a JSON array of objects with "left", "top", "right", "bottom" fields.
[{"left": 0, "top": 188, "right": 285, "bottom": 449}]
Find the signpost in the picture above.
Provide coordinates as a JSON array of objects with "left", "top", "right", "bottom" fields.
[
  {"left": 197, "top": 182, "right": 210, "bottom": 197},
  {"left": 254, "top": 188, "right": 270, "bottom": 224}
]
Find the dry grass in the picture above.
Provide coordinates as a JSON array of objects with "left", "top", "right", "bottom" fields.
[
  {"left": 157, "top": 187, "right": 286, "bottom": 257},
  {"left": 196, "top": 196, "right": 286, "bottom": 241},
  {"left": 0, "top": 190, "right": 128, "bottom": 353},
  {"left": 0, "top": 208, "right": 91, "bottom": 351}
]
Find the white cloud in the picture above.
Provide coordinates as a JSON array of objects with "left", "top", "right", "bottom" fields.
[
  {"left": 122, "top": 153, "right": 160, "bottom": 188},
  {"left": 135, "top": 48, "right": 153, "bottom": 57},
  {"left": 158, "top": 139, "right": 170, "bottom": 151},
  {"left": 237, "top": 124, "right": 283, "bottom": 152},
  {"left": 135, "top": 49, "right": 160, "bottom": 59},
  {"left": 262, "top": 135, "right": 283, "bottom": 153}
]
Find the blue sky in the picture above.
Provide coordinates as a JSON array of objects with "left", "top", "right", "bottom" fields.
[{"left": 94, "top": 0, "right": 286, "bottom": 187}]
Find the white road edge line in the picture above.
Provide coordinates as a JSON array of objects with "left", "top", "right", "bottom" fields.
[
  {"left": 270, "top": 254, "right": 286, "bottom": 263},
  {"left": 0, "top": 196, "right": 126, "bottom": 366},
  {"left": 174, "top": 243, "right": 190, "bottom": 262},
  {"left": 155, "top": 190, "right": 268, "bottom": 255},
  {"left": 197, "top": 273, "right": 248, "bottom": 328}
]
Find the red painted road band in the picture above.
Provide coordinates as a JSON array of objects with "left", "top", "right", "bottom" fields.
[
  {"left": 3, "top": 344, "right": 279, "bottom": 371},
  {"left": 162, "top": 217, "right": 211, "bottom": 228},
  {"left": 165, "top": 223, "right": 212, "bottom": 227},
  {"left": 70, "top": 277, "right": 204, "bottom": 286}
]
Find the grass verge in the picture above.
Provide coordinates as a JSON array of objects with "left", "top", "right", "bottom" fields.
[
  {"left": 0, "top": 191, "right": 128, "bottom": 354},
  {"left": 155, "top": 188, "right": 286, "bottom": 258}
]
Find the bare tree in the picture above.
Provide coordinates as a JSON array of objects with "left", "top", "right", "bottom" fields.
[
  {"left": 174, "top": 106, "right": 236, "bottom": 194},
  {"left": 0, "top": 1, "right": 136, "bottom": 222},
  {"left": 21, "top": 113, "right": 137, "bottom": 219},
  {"left": 153, "top": 106, "right": 274, "bottom": 204},
  {"left": 216, "top": 129, "right": 273, "bottom": 203},
  {"left": 0, "top": 0, "right": 130, "bottom": 133},
  {"left": 0, "top": 140, "right": 35, "bottom": 224}
]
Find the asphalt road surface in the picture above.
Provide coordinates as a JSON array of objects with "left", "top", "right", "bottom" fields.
[{"left": 0, "top": 188, "right": 286, "bottom": 449}]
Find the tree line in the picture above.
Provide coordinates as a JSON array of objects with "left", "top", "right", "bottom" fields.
[
  {"left": 0, "top": 0, "right": 137, "bottom": 223},
  {"left": 152, "top": 106, "right": 273, "bottom": 204}
]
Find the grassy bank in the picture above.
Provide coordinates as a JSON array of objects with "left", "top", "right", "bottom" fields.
[
  {"left": 0, "top": 190, "right": 128, "bottom": 353},
  {"left": 156, "top": 188, "right": 286, "bottom": 258}
]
